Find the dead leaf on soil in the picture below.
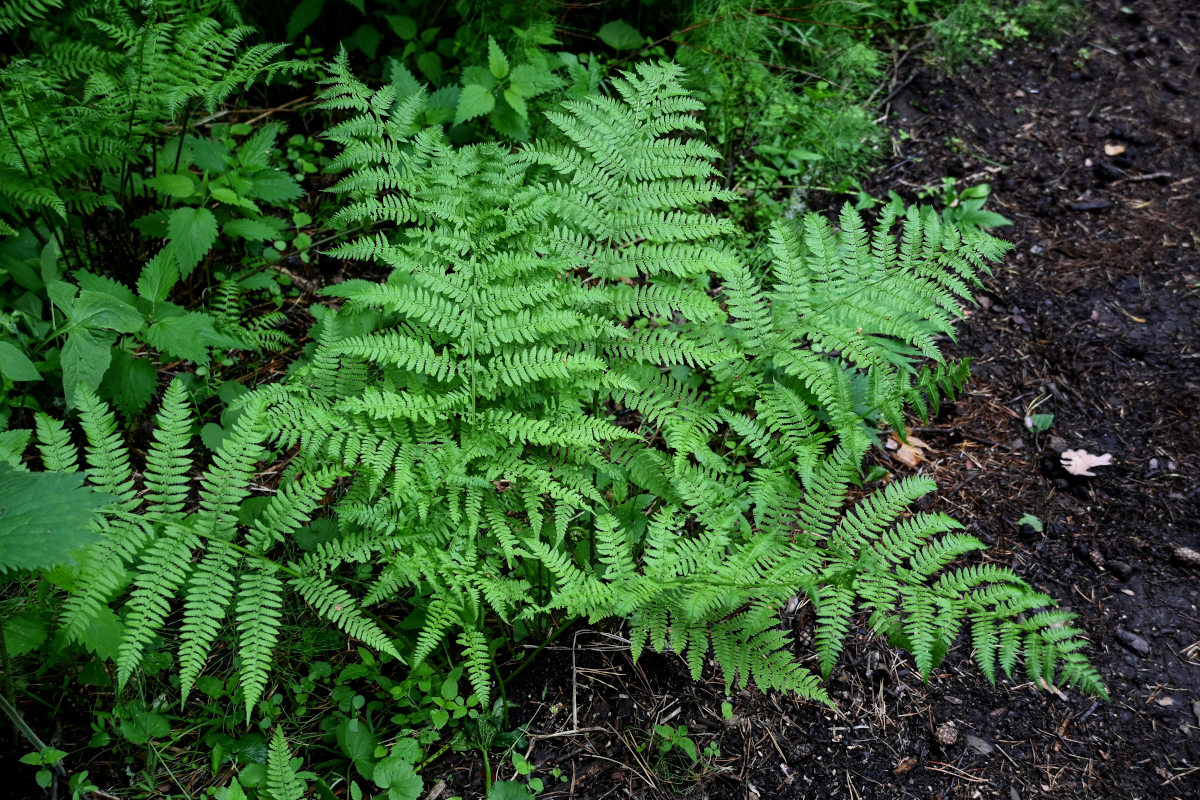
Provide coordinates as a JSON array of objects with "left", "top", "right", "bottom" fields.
[
  {"left": 886, "top": 431, "right": 929, "bottom": 468},
  {"left": 1060, "top": 449, "right": 1113, "bottom": 476},
  {"left": 893, "top": 757, "right": 917, "bottom": 775},
  {"left": 1104, "top": 142, "right": 1127, "bottom": 156}
]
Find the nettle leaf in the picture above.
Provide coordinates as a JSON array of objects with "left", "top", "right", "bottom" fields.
[
  {"left": 167, "top": 207, "right": 219, "bottom": 277},
  {"left": 503, "top": 88, "right": 527, "bottom": 120},
  {"left": 488, "top": 37, "right": 509, "bottom": 80},
  {"left": 144, "top": 312, "right": 217, "bottom": 364},
  {"left": 246, "top": 171, "right": 303, "bottom": 204},
  {"left": 224, "top": 217, "right": 287, "bottom": 241},
  {"left": 211, "top": 187, "right": 261, "bottom": 214},
  {"left": 100, "top": 349, "right": 159, "bottom": 416},
  {"left": 0, "top": 341, "right": 40, "bottom": 381},
  {"left": 454, "top": 85, "right": 495, "bottom": 126},
  {"left": 597, "top": 20, "right": 643, "bottom": 51},
  {"left": 287, "top": 0, "right": 325, "bottom": 40},
  {"left": 387, "top": 15, "right": 417, "bottom": 40},
  {"left": 137, "top": 250, "right": 181, "bottom": 305},
  {"left": 145, "top": 173, "right": 196, "bottom": 199},
  {"left": 0, "top": 463, "right": 110, "bottom": 574},
  {"left": 62, "top": 327, "right": 116, "bottom": 408},
  {"left": 72, "top": 290, "right": 144, "bottom": 334}
]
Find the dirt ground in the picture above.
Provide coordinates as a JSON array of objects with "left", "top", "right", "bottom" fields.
[
  {"left": 7, "top": 1, "right": 1198, "bottom": 798},
  {"left": 433, "top": 2, "right": 1200, "bottom": 798}
]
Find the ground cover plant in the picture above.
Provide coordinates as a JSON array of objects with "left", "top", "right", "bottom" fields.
[{"left": 0, "top": 1, "right": 1119, "bottom": 798}]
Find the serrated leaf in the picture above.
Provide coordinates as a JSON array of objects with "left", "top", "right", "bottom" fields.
[
  {"left": 503, "top": 88, "right": 527, "bottom": 120},
  {"left": 0, "top": 463, "right": 109, "bottom": 574},
  {"left": 488, "top": 37, "right": 509, "bottom": 80},
  {"left": 167, "top": 207, "right": 218, "bottom": 277},
  {"left": 3, "top": 613, "right": 47, "bottom": 656},
  {"left": 145, "top": 173, "right": 196, "bottom": 198},
  {"left": 136, "top": 250, "right": 180, "bottom": 304},
  {"left": 211, "top": 187, "right": 260, "bottom": 214},
  {"left": 100, "top": 349, "right": 158, "bottom": 416},
  {"left": 0, "top": 341, "right": 40, "bottom": 381},
  {"left": 286, "top": 0, "right": 324, "bottom": 39},
  {"left": 597, "top": 20, "right": 643, "bottom": 50},
  {"left": 245, "top": 171, "right": 302, "bottom": 204},
  {"left": 144, "top": 313, "right": 217, "bottom": 364},
  {"left": 454, "top": 85, "right": 495, "bottom": 126},
  {"left": 72, "top": 290, "right": 144, "bottom": 334},
  {"left": 387, "top": 15, "right": 417, "bottom": 39},
  {"left": 373, "top": 756, "right": 421, "bottom": 797},
  {"left": 487, "top": 782, "right": 535, "bottom": 800},
  {"left": 417, "top": 51, "right": 442, "bottom": 83},
  {"left": 223, "top": 217, "right": 286, "bottom": 241},
  {"left": 336, "top": 718, "right": 378, "bottom": 782},
  {"left": 389, "top": 59, "right": 421, "bottom": 99},
  {"left": 62, "top": 328, "right": 116, "bottom": 408}
]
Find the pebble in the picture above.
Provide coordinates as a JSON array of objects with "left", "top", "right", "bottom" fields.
[
  {"left": 965, "top": 734, "right": 994, "bottom": 755},
  {"left": 1172, "top": 546, "right": 1200, "bottom": 567},
  {"left": 1114, "top": 627, "right": 1150, "bottom": 655}
]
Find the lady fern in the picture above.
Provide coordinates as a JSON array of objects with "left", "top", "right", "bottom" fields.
[
  {"left": 247, "top": 56, "right": 1105, "bottom": 707},
  {"left": 31, "top": 380, "right": 395, "bottom": 722}
]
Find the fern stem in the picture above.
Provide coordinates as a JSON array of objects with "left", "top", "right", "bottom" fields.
[{"left": 500, "top": 614, "right": 579, "bottom": 688}]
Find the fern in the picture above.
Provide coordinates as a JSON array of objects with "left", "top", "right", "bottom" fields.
[
  {"left": 25, "top": 381, "right": 392, "bottom": 722},
  {"left": 245, "top": 56, "right": 1104, "bottom": 707}
]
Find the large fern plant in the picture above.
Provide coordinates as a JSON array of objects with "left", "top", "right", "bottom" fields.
[
  {"left": 35, "top": 58, "right": 1103, "bottom": 721},
  {"left": 247, "top": 56, "right": 1105, "bottom": 705}
]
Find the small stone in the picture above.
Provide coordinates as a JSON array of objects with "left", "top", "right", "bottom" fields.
[
  {"left": 1114, "top": 627, "right": 1150, "bottom": 655},
  {"left": 935, "top": 721, "right": 959, "bottom": 746},
  {"left": 1108, "top": 560, "right": 1134, "bottom": 580},
  {"left": 1173, "top": 546, "right": 1200, "bottom": 566},
  {"left": 965, "top": 734, "right": 994, "bottom": 755}
]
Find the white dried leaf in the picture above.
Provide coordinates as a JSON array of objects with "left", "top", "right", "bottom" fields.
[{"left": 1061, "top": 449, "right": 1112, "bottom": 476}]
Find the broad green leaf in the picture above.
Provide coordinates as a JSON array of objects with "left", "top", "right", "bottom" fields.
[
  {"left": 136, "top": 250, "right": 180, "bottom": 304},
  {"left": 0, "top": 341, "right": 40, "bottom": 381},
  {"left": 597, "top": 20, "right": 643, "bottom": 50},
  {"left": 223, "top": 218, "right": 286, "bottom": 241},
  {"left": 0, "top": 430, "right": 30, "bottom": 466},
  {"left": 487, "top": 37, "right": 509, "bottom": 80},
  {"left": 145, "top": 173, "right": 196, "bottom": 198},
  {"left": 0, "top": 463, "right": 109, "bottom": 574},
  {"left": 144, "top": 312, "right": 217, "bottom": 364},
  {"left": 389, "top": 59, "right": 421, "bottom": 99},
  {"left": 211, "top": 187, "right": 260, "bottom": 214},
  {"left": 100, "top": 349, "right": 158, "bottom": 416},
  {"left": 386, "top": 15, "right": 416, "bottom": 39},
  {"left": 503, "top": 88, "right": 527, "bottom": 120},
  {"left": 76, "top": 271, "right": 137, "bottom": 306},
  {"left": 373, "top": 756, "right": 421, "bottom": 798},
  {"left": 286, "top": 0, "right": 324, "bottom": 39},
  {"left": 487, "top": 781, "right": 535, "bottom": 800},
  {"left": 454, "top": 85, "right": 495, "bottom": 126},
  {"left": 118, "top": 705, "right": 170, "bottom": 745},
  {"left": 3, "top": 612, "right": 48, "bottom": 656},
  {"left": 245, "top": 171, "right": 302, "bottom": 204},
  {"left": 336, "top": 719, "right": 378, "bottom": 782},
  {"left": 417, "top": 51, "right": 442, "bottom": 83},
  {"left": 167, "top": 207, "right": 218, "bottom": 277},
  {"left": 62, "top": 328, "right": 116, "bottom": 408},
  {"left": 46, "top": 280, "right": 77, "bottom": 315},
  {"left": 72, "top": 290, "right": 144, "bottom": 333}
]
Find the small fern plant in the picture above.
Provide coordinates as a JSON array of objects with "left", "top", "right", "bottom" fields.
[
  {"left": 31, "top": 379, "right": 397, "bottom": 722},
  {"left": 243, "top": 55, "right": 1105, "bottom": 707}
]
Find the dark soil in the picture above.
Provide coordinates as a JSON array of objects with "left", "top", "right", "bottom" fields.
[{"left": 430, "top": 2, "right": 1200, "bottom": 798}]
